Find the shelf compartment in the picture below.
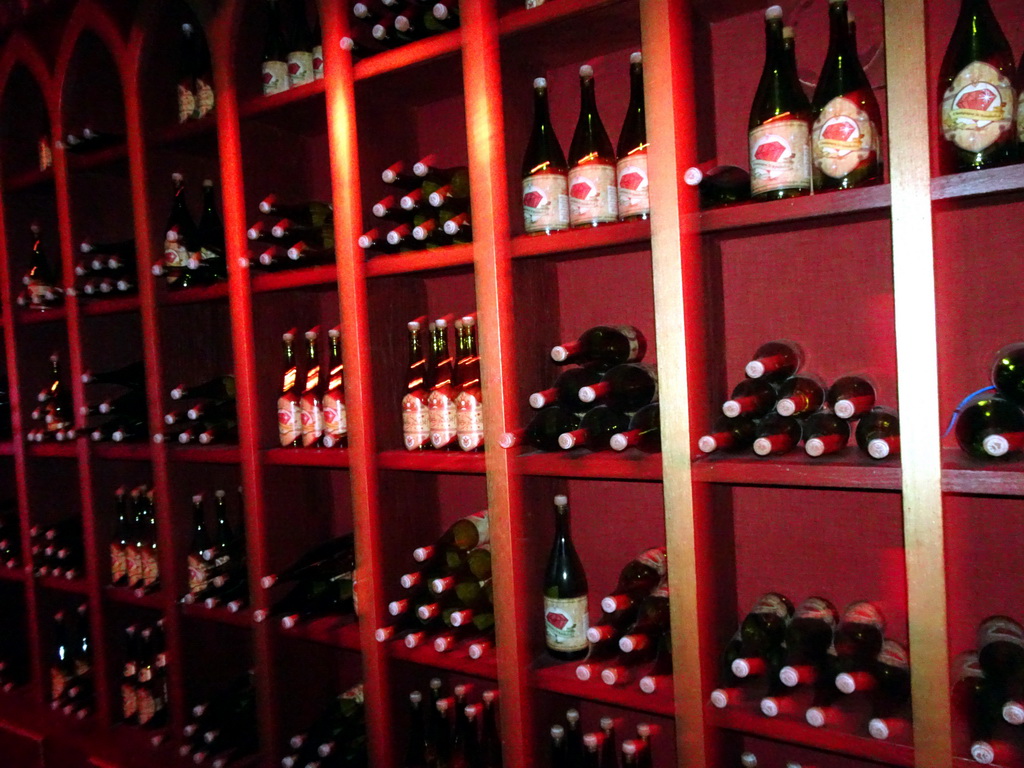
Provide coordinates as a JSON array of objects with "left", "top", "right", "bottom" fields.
[
  {"left": 365, "top": 243, "right": 475, "bottom": 278},
  {"left": 692, "top": 451, "right": 902, "bottom": 491},
  {"left": 510, "top": 219, "right": 650, "bottom": 260},
  {"left": 180, "top": 601, "right": 254, "bottom": 628},
  {"left": 238, "top": 79, "right": 326, "bottom": 120},
  {"left": 156, "top": 282, "right": 229, "bottom": 306},
  {"left": 499, "top": 0, "right": 627, "bottom": 35},
  {"left": 25, "top": 442, "right": 77, "bottom": 459},
  {"left": 64, "top": 142, "right": 129, "bottom": 174},
  {"left": 147, "top": 113, "right": 218, "bottom": 152},
  {"left": 0, "top": 564, "right": 26, "bottom": 582},
  {"left": 3, "top": 167, "right": 54, "bottom": 193},
  {"left": 932, "top": 165, "right": 1024, "bottom": 203},
  {"left": 276, "top": 616, "right": 361, "bottom": 652},
  {"left": 514, "top": 449, "right": 662, "bottom": 480},
  {"left": 34, "top": 574, "right": 89, "bottom": 594},
  {"left": 377, "top": 450, "right": 486, "bottom": 474},
  {"left": 90, "top": 442, "right": 152, "bottom": 462},
  {"left": 15, "top": 308, "right": 67, "bottom": 326},
  {"left": 78, "top": 295, "right": 140, "bottom": 317},
  {"left": 387, "top": 639, "right": 499, "bottom": 680},
  {"left": 709, "top": 706, "right": 915, "bottom": 767},
  {"left": 352, "top": 31, "right": 463, "bottom": 82},
  {"left": 166, "top": 445, "right": 241, "bottom": 464},
  {"left": 262, "top": 447, "right": 350, "bottom": 468},
  {"left": 942, "top": 448, "right": 1024, "bottom": 496},
  {"left": 104, "top": 585, "right": 163, "bottom": 610},
  {"left": 250, "top": 264, "right": 338, "bottom": 293},
  {"left": 531, "top": 663, "right": 674, "bottom": 717}
]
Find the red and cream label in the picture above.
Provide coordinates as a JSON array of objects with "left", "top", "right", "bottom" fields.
[
  {"left": 522, "top": 172, "right": 569, "bottom": 233},
  {"left": 196, "top": 78, "right": 215, "bottom": 118},
  {"left": 187, "top": 553, "right": 208, "bottom": 595},
  {"left": 842, "top": 600, "right": 885, "bottom": 629},
  {"left": 287, "top": 50, "right": 315, "bottom": 87},
  {"left": 323, "top": 392, "right": 346, "bottom": 441},
  {"left": 636, "top": 547, "right": 667, "bottom": 575},
  {"left": 51, "top": 668, "right": 67, "bottom": 701},
  {"left": 455, "top": 391, "right": 484, "bottom": 451},
  {"left": 941, "top": 62, "right": 1015, "bottom": 153},
  {"left": 464, "top": 510, "right": 490, "bottom": 546},
  {"left": 278, "top": 396, "right": 301, "bottom": 446},
  {"left": 568, "top": 163, "right": 618, "bottom": 225},
  {"left": 110, "top": 542, "right": 126, "bottom": 585},
  {"left": 122, "top": 683, "right": 137, "bottom": 719},
  {"left": 177, "top": 85, "right": 196, "bottom": 124},
  {"left": 753, "top": 592, "right": 791, "bottom": 618},
  {"left": 126, "top": 544, "right": 143, "bottom": 587},
  {"left": 136, "top": 688, "right": 157, "bottom": 725},
  {"left": 262, "top": 60, "right": 289, "bottom": 96},
  {"left": 795, "top": 596, "right": 837, "bottom": 626},
  {"left": 749, "top": 120, "right": 811, "bottom": 195},
  {"left": 427, "top": 391, "right": 457, "bottom": 448},
  {"left": 978, "top": 615, "right": 1024, "bottom": 650},
  {"left": 616, "top": 152, "right": 650, "bottom": 218},
  {"left": 544, "top": 595, "right": 589, "bottom": 652},
  {"left": 142, "top": 548, "right": 159, "bottom": 587},
  {"left": 812, "top": 96, "right": 878, "bottom": 180},
  {"left": 300, "top": 394, "right": 324, "bottom": 446},
  {"left": 312, "top": 45, "right": 324, "bottom": 79},
  {"left": 163, "top": 239, "right": 189, "bottom": 269},
  {"left": 402, "top": 394, "right": 430, "bottom": 450}
]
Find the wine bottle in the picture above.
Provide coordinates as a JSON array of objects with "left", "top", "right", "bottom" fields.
[
  {"left": 729, "top": 592, "right": 793, "bottom": 679},
  {"left": 81, "top": 360, "right": 146, "bottom": 389},
  {"left": 978, "top": 615, "right": 1024, "bottom": 696},
  {"left": 752, "top": 413, "right": 802, "bottom": 456},
  {"left": 609, "top": 402, "right": 660, "bottom": 452},
  {"left": 811, "top": 0, "right": 883, "bottom": 189},
  {"left": 578, "top": 362, "right": 657, "bottom": 411},
  {"left": 776, "top": 596, "right": 838, "bottom": 690},
  {"left": 42, "top": 354, "right": 73, "bottom": 436},
  {"left": 498, "top": 405, "right": 581, "bottom": 451},
  {"left": 955, "top": 394, "right": 1024, "bottom": 459},
  {"left": 616, "top": 52, "right": 650, "bottom": 221},
  {"left": 557, "top": 405, "right": 631, "bottom": 451},
  {"left": 564, "top": 708, "right": 584, "bottom": 767},
  {"left": 186, "top": 495, "right": 212, "bottom": 601},
  {"left": 20, "top": 225, "right": 62, "bottom": 311},
  {"left": 381, "top": 161, "right": 421, "bottom": 190},
  {"left": 827, "top": 375, "right": 876, "bottom": 419},
  {"left": 617, "top": 579, "right": 670, "bottom": 654},
  {"left": 285, "top": 0, "right": 315, "bottom": 87},
  {"left": 189, "top": 179, "right": 227, "bottom": 282},
  {"left": 194, "top": 23, "right": 215, "bottom": 118},
  {"left": 568, "top": 65, "right": 618, "bottom": 227},
  {"left": 413, "top": 510, "right": 488, "bottom": 562},
  {"left": 952, "top": 650, "right": 1012, "bottom": 765},
  {"left": 603, "top": 631, "right": 663, "bottom": 685},
  {"left": 428, "top": 318, "right": 458, "bottom": 450},
  {"left": 260, "top": 533, "right": 354, "bottom": 589},
  {"left": 551, "top": 325, "right": 647, "bottom": 370},
  {"left": 639, "top": 639, "right": 673, "bottom": 694},
  {"left": 443, "top": 213, "right": 471, "bottom": 241},
  {"left": 722, "top": 378, "right": 778, "bottom": 418},
  {"left": 549, "top": 725, "right": 567, "bottom": 766},
  {"left": 775, "top": 374, "right": 825, "bottom": 417},
  {"left": 802, "top": 411, "right": 851, "bottom": 457},
  {"left": 855, "top": 405, "right": 900, "bottom": 459},
  {"left": 938, "top": 0, "right": 1017, "bottom": 172},
  {"left": 866, "top": 640, "right": 912, "bottom": 740},
  {"left": 522, "top": 77, "right": 569, "bottom": 234},
  {"left": 455, "top": 316, "right": 484, "bottom": 451},
  {"left": 600, "top": 547, "right": 667, "bottom": 614},
  {"left": 262, "top": 0, "right": 290, "bottom": 96},
  {"left": 299, "top": 328, "right": 324, "bottom": 447},
  {"left": 697, "top": 415, "right": 758, "bottom": 454},
  {"left": 321, "top": 327, "right": 347, "bottom": 448},
  {"left": 177, "top": 23, "right": 198, "bottom": 122},
  {"left": 748, "top": 6, "right": 812, "bottom": 201},
  {"left": 402, "top": 319, "right": 431, "bottom": 451},
  {"left": 158, "top": 173, "right": 198, "bottom": 287},
  {"left": 833, "top": 600, "right": 885, "bottom": 686},
  {"left": 111, "top": 487, "right": 130, "bottom": 587},
  {"left": 683, "top": 163, "right": 751, "bottom": 208},
  {"left": 170, "top": 375, "right": 236, "bottom": 402},
  {"left": 544, "top": 495, "right": 589, "bottom": 660},
  {"left": 529, "top": 368, "right": 602, "bottom": 410}
]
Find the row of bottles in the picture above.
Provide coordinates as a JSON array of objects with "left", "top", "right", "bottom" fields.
[
  {"left": 522, "top": 53, "right": 649, "bottom": 233},
  {"left": 179, "top": 671, "right": 258, "bottom": 765},
  {"left": 255, "top": 531, "right": 353, "bottom": 628},
  {"left": 183, "top": 489, "right": 248, "bottom": 613},
  {"left": 155, "top": 174, "right": 227, "bottom": 290},
  {"left": 405, "top": 679, "right": 501, "bottom": 768},
  {"left": 50, "top": 602, "right": 93, "bottom": 719},
  {"left": 953, "top": 342, "right": 1024, "bottom": 460},
  {"left": 17, "top": 225, "right": 63, "bottom": 312},
  {"left": 277, "top": 325, "right": 347, "bottom": 448},
  {"left": 246, "top": 194, "right": 336, "bottom": 270},
  {"left": 340, "top": 0, "right": 459, "bottom": 60},
  {"left": 74, "top": 237, "right": 137, "bottom": 299},
  {"left": 361, "top": 158, "right": 472, "bottom": 254},
  {"left": 280, "top": 683, "right": 367, "bottom": 768},
  {"left": 109, "top": 485, "right": 160, "bottom": 596},
  {"left": 31, "top": 516, "right": 84, "bottom": 581},
  {"left": 402, "top": 314, "right": 483, "bottom": 452},
  {"left": 177, "top": 20, "right": 215, "bottom": 123},
  {"left": 119, "top": 619, "right": 169, "bottom": 732},
  {"left": 548, "top": 709, "right": 655, "bottom": 768},
  {"left": 163, "top": 374, "right": 238, "bottom": 445},
  {"left": 262, "top": 0, "right": 324, "bottom": 96},
  {"left": 82, "top": 359, "right": 148, "bottom": 443}
]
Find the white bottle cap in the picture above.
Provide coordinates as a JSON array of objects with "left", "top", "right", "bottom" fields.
[
  {"left": 533, "top": 77, "right": 547, "bottom": 89},
  {"left": 971, "top": 741, "right": 996, "bottom": 764},
  {"left": 1003, "top": 701, "right": 1024, "bottom": 725},
  {"left": 468, "top": 642, "right": 488, "bottom": 659},
  {"left": 730, "top": 658, "right": 751, "bottom": 678},
  {"left": 428, "top": 191, "right": 445, "bottom": 207},
  {"left": 804, "top": 438, "right": 825, "bottom": 457},
  {"left": 340, "top": 37, "right": 355, "bottom": 51},
  {"left": 412, "top": 226, "right": 428, "bottom": 241},
  {"left": 745, "top": 360, "right": 766, "bottom": 378},
  {"left": 586, "top": 626, "right": 603, "bottom": 643},
  {"left": 776, "top": 398, "right": 797, "bottom": 417},
  {"left": 372, "top": 24, "right": 387, "bottom": 40},
  {"left": 600, "top": 668, "right": 621, "bottom": 685},
  {"left": 565, "top": 708, "right": 579, "bottom": 724},
  {"left": 983, "top": 434, "right": 1010, "bottom": 457},
  {"left": 778, "top": 665, "right": 799, "bottom": 687},
  {"left": 765, "top": 5, "right": 783, "bottom": 20},
  {"left": 752, "top": 438, "right": 773, "bottom": 456},
  {"left": 741, "top": 753, "right": 758, "bottom": 768},
  {"left": 528, "top": 392, "right": 547, "bottom": 409},
  {"left": 578, "top": 386, "right": 597, "bottom": 403},
  {"left": 629, "top": 51, "right": 642, "bottom": 64},
  {"left": 443, "top": 219, "right": 460, "bottom": 236},
  {"left": 683, "top": 166, "right": 704, "bottom": 186},
  {"left": 697, "top": 435, "right": 718, "bottom": 453},
  {"left": 833, "top": 399, "right": 855, "bottom": 419},
  {"left": 575, "top": 664, "right": 592, "bottom": 681},
  {"left": 609, "top": 433, "right": 629, "bottom": 451},
  {"left": 867, "top": 718, "right": 889, "bottom": 740},
  {"left": 357, "top": 234, "right": 373, "bottom": 249},
  {"left": 497, "top": 432, "right": 516, "bottom": 449},
  {"left": 619, "top": 635, "right": 639, "bottom": 653},
  {"left": 557, "top": 432, "right": 576, "bottom": 450},
  {"left": 433, "top": 4, "right": 450, "bottom": 20},
  {"left": 721, "top": 400, "right": 742, "bottom": 418},
  {"left": 386, "top": 230, "right": 403, "bottom": 246},
  {"left": 554, "top": 494, "right": 568, "bottom": 505},
  {"left": 638, "top": 675, "right": 657, "bottom": 694},
  {"left": 352, "top": 3, "right": 369, "bottom": 15},
  {"left": 583, "top": 733, "right": 599, "bottom": 749},
  {"left": 759, "top": 698, "right": 779, "bottom": 717},
  {"left": 867, "top": 438, "right": 890, "bottom": 459},
  {"left": 805, "top": 707, "right": 826, "bottom": 728},
  {"left": 834, "top": 672, "right": 857, "bottom": 694},
  {"left": 709, "top": 689, "right": 728, "bottom": 708},
  {"left": 579, "top": 65, "right": 594, "bottom": 78},
  {"left": 550, "top": 345, "right": 569, "bottom": 362},
  {"left": 551, "top": 725, "right": 565, "bottom": 738}
]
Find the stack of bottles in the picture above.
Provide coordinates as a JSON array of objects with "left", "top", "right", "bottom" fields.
[
  {"left": 276, "top": 325, "right": 347, "bottom": 449},
  {"left": 255, "top": 532, "right": 354, "bottom": 628},
  {"left": 711, "top": 595, "right": 912, "bottom": 742},
  {"left": 340, "top": 0, "right": 459, "bottom": 60},
  {"left": 697, "top": 340, "right": 900, "bottom": 461},
  {"left": 31, "top": 516, "right": 83, "bottom": 580},
  {"left": 74, "top": 238, "right": 136, "bottom": 298},
  {"left": 500, "top": 325, "right": 658, "bottom": 454},
  {"left": 522, "top": 54, "right": 649, "bottom": 233},
  {"left": 261, "top": 0, "right": 324, "bottom": 97},
  {"left": 27, "top": 353, "right": 74, "bottom": 443},
  {"left": 0, "top": 593, "right": 28, "bottom": 692},
  {"left": 161, "top": 374, "right": 237, "bottom": 445},
  {"left": 401, "top": 314, "right": 483, "bottom": 452},
  {"left": 50, "top": 603, "right": 93, "bottom": 719},
  {"left": 574, "top": 548, "right": 671, "bottom": 694},
  {"left": 119, "top": 620, "right": 169, "bottom": 734},
  {"left": 177, "top": 20, "right": 215, "bottom": 123},
  {"left": 179, "top": 671, "right": 258, "bottom": 766},
  {"left": 81, "top": 360, "right": 148, "bottom": 443},
  {"left": 0, "top": 502, "right": 20, "bottom": 569},
  {"left": 361, "top": 158, "right": 471, "bottom": 254},
  {"left": 738, "top": 754, "right": 822, "bottom": 768},
  {"left": 548, "top": 709, "right": 656, "bottom": 768},
  {"left": 246, "top": 195, "right": 335, "bottom": 271},
  {"left": 376, "top": 510, "right": 493, "bottom": 657},
  {"left": 16, "top": 224, "right": 63, "bottom": 311},
  {"left": 109, "top": 485, "right": 160, "bottom": 596},
  {"left": 953, "top": 342, "right": 1024, "bottom": 461},
  {"left": 279, "top": 683, "right": 367, "bottom": 768},
  {"left": 152, "top": 174, "right": 227, "bottom": 290},
  {"left": 183, "top": 489, "right": 248, "bottom": 612},
  {"left": 404, "top": 679, "right": 501, "bottom": 768}
]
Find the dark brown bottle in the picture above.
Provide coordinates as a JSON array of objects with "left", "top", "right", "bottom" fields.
[{"left": 568, "top": 65, "right": 618, "bottom": 227}]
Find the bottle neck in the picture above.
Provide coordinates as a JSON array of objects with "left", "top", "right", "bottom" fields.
[
  {"left": 533, "top": 88, "right": 553, "bottom": 127},
  {"left": 628, "top": 64, "right": 644, "bottom": 113},
  {"left": 764, "top": 17, "right": 785, "bottom": 68},
  {"left": 554, "top": 505, "right": 571, "bottom": 539},
  {"left": 826, "top": 1, "right": 854, "bottom": 61},
  {"left": 578, "top": 77, "right": 597, "bottom": 117}
]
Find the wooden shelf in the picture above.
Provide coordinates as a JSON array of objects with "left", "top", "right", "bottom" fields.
[
  {"left": 14, "top": 307, "right": 66, "bottom": 325},
  {"left": 377, "top": 450, "right": 486, "bottom": 474},
  {"left": 25, "top": 442, "right": 76, "bottom": 459},
  {"left": 262, "top": 447, "right": 350, "bottom": 468},
  {"left": 3, "top": 166, "right": 54, "bottom": 193},
  {"left": 365, "top": 243, "right": 475, "bottom": 278},
  {"left": 78, "top": 295, "right": 140, "bottom": 316},
  {"left": 156, "top": 282, "right": 229, "bottom": 306},
  {"left": 34, "top": 574, "right": 89, "bottom": 594},
  {"left": 931, "top": 164, "right": 1024, "bottom": 203},
  {"left": 531, "top": 662, "right": 675, "bottom": 717},
  {"left": 166, "top": 445, "right": 240, "bottom": 464},
  {"left": 104, "top": 586, "right": 163, "bottom": 610},
  {"left": 276, "top": 616, "right": 361, "bottom": 651},
  {"left": 514, "top": 449, "right": 662, "bottom": 480},
  {"left": 0, "top": 564, "right": 26, "bottom": 582},
  {"left": 250, "top": 264, "right": 337, "bottom": 293},
  {"left": 691, "top": 450, "right": 902, "bottom": 490},
  {"left": 65, "top": 143, "right": 129, "bottom": 173},
  {"left": 90, "top": 442, "right": 152, "bottom": 462},
  {"left": 387, "top": 639, "right": 499, "bottom": 680},
  {"left": 941, "top": 447, "right": 1024, "bottom": 496},
  {"left": 147, "top": 114, "right": 218, "bottom": 151},
  {"left": 499, "top": 0, "right": 626, "bottom": 35},
  {"left": 352, "top": 31, "right": 462, "bottom": 82},
  {"left": 510, "top": 219, "right": 650, "bottom": 260},
  {"left": 180, "top": 601, "right": 254, "bottom": 628},
  {"left": 238, "top": 79, "right": 326, "bottom": 120}
]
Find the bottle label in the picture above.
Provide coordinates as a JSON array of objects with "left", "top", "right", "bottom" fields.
[
  {"left": 427, "top": 391, "right": 457, "bottom": 448},
  {"left": 177, "top": 84, "right": 196, "bottom": 124},
  {"left": 187, "top": 553, "right": 208, "bottom": 595},
  {"left": 110, "top": 542, "right": 126, "bottom": 585},
  {"left": 38, "top": 137, "right": 52, "bottom": 171},
  {"left": 312, "top": 45, "right": 324, "bottom": 79},
  {"left": 262, "top": 60, "right": 290, "bottom": 96},
  {"left": 196, "top": 78, "right": 215, "bottom": 118},
  {"left": 142, "top": 548, "right": 159, "bottom": 587},
  {"left": 616, "top": 151, "right": 650, "bottom": 218},
  {"left": 464, "top": 509, "right": 490, "bottom": 546},
  {"left": 164, "top": 239, "right": 189, "bottom": 269},
  {"left": 795, "top": 596, "right": 837, "bottom": 626},
  {"left": 941, "top": 62, "right": 1015, "bottom": 153},
  {"left": 51, "top": 668, "right": 67, "bottom": 700},
  {"left": 568, "top": 162, "right": 618, "bottom": 225},
  {"left": 978, "top": 615, "right": 1024, "bottom": 650},
  {"left": 126, "top": 544, "right": 143, "bottom": 586},
  {"left": 636, "top": 547, "right": 667, "bottom": 576},
  {"left": 136, "top": 689, "right": 156, "bottom": 725},
  {"left": 812, "top": 96, "right": 878, "bottom": 180},
  {"left": 522, "top": 172, "right": 569, "bottom": 233},
  {"left": 525, "top": 0, "right": 545, "bottom": 7},
  {"left": 287, "top": 50, "right": 315, "bottom": 87},
  {"left": 402, "top": 394, "right": 430, "bottom": 450},
  {"left": 300, "top": 394, "right": 324, "bottom": 446},
  {"left": 455, "top": 391, "right": 484, "bottom": 451},
  {"left": 544, "top": 595, "right": 589, "bottom": 652},
  {"left": 749, "top": 120, "right": 812, "bottom": 195},
  {"left": 122, "top": 683, "right": 137, "bottom": 719},
  {"left": 323, "top": 391, "right": 346, "bottom": 440},
  {"left": 278, "top": 396, "right": 301, "bottom": 446}
]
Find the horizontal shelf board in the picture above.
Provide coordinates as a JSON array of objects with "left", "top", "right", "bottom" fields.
[
  {"left": 514, "top": 449, "right": 662, "bottom": 480},
  {"left": 15, "top": 307, "right": 66, "bottom": 325},
  {"left": 691, "top": 450, "right": 901, "bottom": 490},
  {"left": 104, "top": 585, "right": 163, "bottom": 609},
  {"left": 4, "top": 166, "right": 54, "bottom": 193},
  {"left": 941, "top": 448, "right": 1024, "bottom": 496},
  {"left": 698, "top": 184, "right": 892, "bottom": 234},
  {"left": 26, "top": 441, "right": 77, "bottom": 458},
  {"left": 263, "top": 447, "right": 350, "bottom": 468},
  {"left": 276, "top": 616, "right": 361, "bottom": 651},
  {"left": 147, "top": 114, "right": 218, "bottom": 151},
  {"left": 157, "top": 281, "right": 229, "bottom": 306},
  {"left": 250, "top": 264, "right": 338, "bottom": 292},
  {"left": 499, "top": 0, "right": 626, "bottom": 36},
  {"left": 90, "top": 442, "right": 152, "bottom": 461},
  {"left": 353, "top": 31, "right": 462, "bottom": 82},
  {"left": 0, "top": 564, "right": 26, "bottom": 582},
  {"left": 78, "top": 295, "right": 140, "bottom": 316},
  {"left": 387, "top": 639, "right": 499, "bottom": 679},
  {"left": 65, "top": 143, "right": 128, "bottom": 173},
  {"left": 180, "top": 601, "right": 254, "bottom": 628},
  {"left": 510, "top": 219, "right": 650, "bottom": 260},
  {"left": 377, "top": 449, "right": 486, "bottom": 474},
  {"left": 238, "top": 79, "right": 326, "bottom": 119},
  {"left": 166, "top": 445, "right": 241, "bottom": 464},
  {"left": 35, "top": 574, "right": 89, "bottom": 594},
  {"left": 932, "top": 164, "right": 1024, "bottom": 203},
  {"left": 365, "top": 243, "right": 475, "bottom": 278},
  {"left": 531, "top": 663, "right": 675, "bottom": 717},
  {"left": 709, "top": 706, "right": 914, "bottom": 767}
]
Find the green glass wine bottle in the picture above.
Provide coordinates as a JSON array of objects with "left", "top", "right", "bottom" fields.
[
  {"left": 543, "top": 494, "right": 589, "bottom": 660},
  {"left": 616, "top": 52, "right": 650, "bottom": 221},
  {"left": 522, "top": 78, "right": 569, "bottom": 234},
  {"left": 568, "top": 65, "right": 618, "bottom": 227}
]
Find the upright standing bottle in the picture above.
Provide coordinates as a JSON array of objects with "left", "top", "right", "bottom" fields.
[
  {"left": 522, "top": 77, "right": 570, "bottom": 234},
  {"left": 568, "top": 66, "right": 618, "bottom": 227},
  {"left": 159, "top": 173, "right": 198, "bottom": 287},
  {"left": 277, "top": 330, "right": 301, "bottom": 447},
  {"left": 811, "top": 0, "right": 883, "bottom": 189},
  {"left": 938, "top": 0, "right": 1016, "bottom": 172},
  {"left": 748, "top": 6, "right": 812, "bottom": 201},
  {"left": 300, "top": 327, "right": 324, "bottom": 447},
  {"left": 111, "top": 487, "right": 130, "bottom": 587},
  {"left": 616, "top": 52, "right": 650, "bottom": 221},
  {"left": 321, "top": 327, "right": 347, "bottom": 448},
  {"left": 262, "top": 0, "right": 290, "bottom": 96},
  {"left": 191, "top": 179, "right": 226, "bottom": 281},
  {"left": 187, "top": 495, "right": 212, "bottom": 600},
  {"left": 455, "top": 316, "right": 484, "bottom": 452},
  {"left": 427, "top": 318, "right": 458, "bottom": 450},
  {"left": 402, "top": 319, "right": 431, "bottom": 451},
  {"left": 285, "top": 0, "right": 315, "bottom": 87},
  {"left": 177, "top": 23, "right": 198, "bottom": 123},
  {"left": 194, "top": 23, "right": 215, "bottom": 118},
  {"left": 544, "top": 495, "right": 589, "bottom": 660}
]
